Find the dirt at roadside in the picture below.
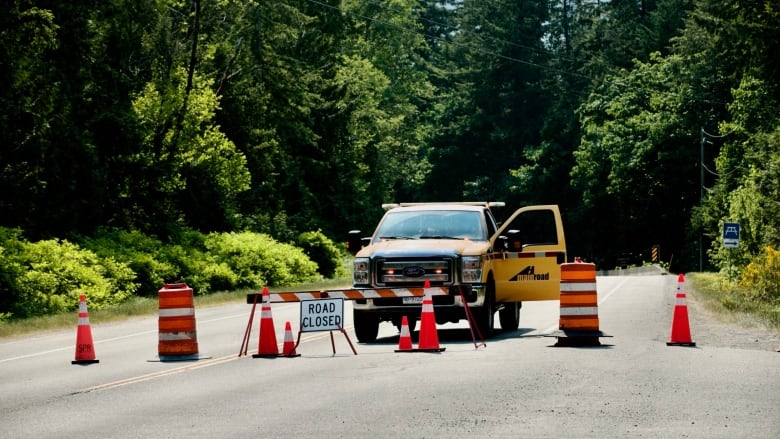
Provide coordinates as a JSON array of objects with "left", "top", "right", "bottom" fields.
[
  {"left": 683, "top": 286, "right": 779, "bottom": 352},
  {"left": 601, "top": 265, "right": 780, "bottom": 352}
]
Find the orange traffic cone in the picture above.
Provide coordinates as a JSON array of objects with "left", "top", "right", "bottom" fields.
[
  {"left": 72, "top": 295, "right": 99, "bottom": 365},
  {"left": 667, "top": 273, "right": 696, "bottom": 347},
  {"left": 394, "top": 316, "right": 413, "bottom": 352},
  {"left": 282, "top": 321, "right": 300, "bottom": 357},
  {"left": 252, "top": 288, "right": 280, "bottom": 358},
  {"left": 417, "top": 285, "right": 445, "bottom": 352}
]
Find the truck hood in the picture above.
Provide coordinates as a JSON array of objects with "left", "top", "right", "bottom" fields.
[{"left": 357, "top": 239, "right": 490, "bottom": 258}]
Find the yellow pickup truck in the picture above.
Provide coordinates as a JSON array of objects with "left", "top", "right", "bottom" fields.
[{"left": 347, "top": 202, "right": 567, "bottom": 342}]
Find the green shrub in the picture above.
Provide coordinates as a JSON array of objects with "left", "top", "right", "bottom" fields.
[
  {"left": 156, "top": 242, "right": 217, "bottom": 294},
  {"left": 197, "top": 262, "right": 239, "bottom": 292},
  {"left": 8, "top": 238, "right": 137, "bottom": 318},
  {"left": 0, "top": 229, "right": 22, "bottom": 314},
  {"left": 79, "top": 228, "right": 233, "bottom": 296},
  {"left": 205, "top": 231, "right": 319, "bottom": 287},
  {"left": 0, "top": 226, "right": 326, "bottom": 319},
  {"left": 296, "top": 230, "right": 345, "bottom": 278},
  {"left": 739, "top": 246, "right": 780, "bottom": 303},
  {"left": 79, "top": 229, "right": 178, "bottom": 296}
]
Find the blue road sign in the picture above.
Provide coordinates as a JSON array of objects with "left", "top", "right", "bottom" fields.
[{"left": 723, "top": 222, "right": 740, "bottom": 248}]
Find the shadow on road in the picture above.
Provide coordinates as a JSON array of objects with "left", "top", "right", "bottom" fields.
[
  {"left": 367, "top": 326, "right": 614, "bottom": 349},
  {"left": 368, "top": 326, "right": 545, "bottom": 346}
]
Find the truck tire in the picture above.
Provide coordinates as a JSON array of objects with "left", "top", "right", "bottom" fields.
[
  {"left": 353, "top": 309, "right": 379, "bottom": 343},
  {"left": 499, "top": 302, "right": 520, "bottom": 331},
  {"left": 475, "top": 283, "right": 495, "bottom": 337}
]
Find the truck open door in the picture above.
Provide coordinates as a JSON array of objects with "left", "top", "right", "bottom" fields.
[{"left": 490, "top": 205, "right": 567, "bottom": 303}]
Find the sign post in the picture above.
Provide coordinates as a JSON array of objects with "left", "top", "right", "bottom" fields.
[{"left": 723, "top": 222, "right": 740, "bottom": 248}]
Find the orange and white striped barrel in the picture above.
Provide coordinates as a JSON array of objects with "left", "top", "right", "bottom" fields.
[
  {"left": 558, "top": 258, "right": 600, "bottom": 332},
  {"left": 157, "top": 283, "right": 199, "bottom": 357}
]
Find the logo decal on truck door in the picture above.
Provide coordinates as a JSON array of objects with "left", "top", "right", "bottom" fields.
[{"left": 509, "top": 266, "right": 550, "bottom": 281}]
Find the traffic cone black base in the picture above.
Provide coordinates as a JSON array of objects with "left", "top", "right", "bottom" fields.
[
  {"left": 411, "top": 347, "right": 446, "bottom": 353},
  {"left": 548, "top": 329, "right": 611, "bottom": 347},
  {"left": 395, "top": 348, "right": 446, "bottom": 353},
  {"left": 666, "top": 341, "right": 697, "bottom": 347},
  {"left": 555, "top": 337, "right": 601, "bottom": 347},
  {"left": 150, "top": 353, "right": 212, "bottom": 362}
]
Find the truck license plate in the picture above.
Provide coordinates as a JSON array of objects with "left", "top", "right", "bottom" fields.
[{"left": 402, "top": 296, "right": 424, "bottom": 304}]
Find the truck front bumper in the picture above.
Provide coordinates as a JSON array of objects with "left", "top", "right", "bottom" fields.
[{"left": 352, "top": 284, "right": 485, "bottom": 312}]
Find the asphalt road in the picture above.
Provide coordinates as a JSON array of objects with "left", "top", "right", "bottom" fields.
[{"left": 1, "top": 274, "right": 778, "bottom": 438}]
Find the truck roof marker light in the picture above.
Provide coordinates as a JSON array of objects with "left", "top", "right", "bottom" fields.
[{"left": 385, "top": 202, "right": 505, "bottom": 208}]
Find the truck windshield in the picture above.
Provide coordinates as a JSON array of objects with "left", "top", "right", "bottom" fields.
[{"left": 375, "top": 210, "right": 486, "bottom": 242}]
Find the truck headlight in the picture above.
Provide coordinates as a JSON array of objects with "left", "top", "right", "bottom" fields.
[
  {"left": 461, "top": 256, "right": 482, "bottom": 283},
  {"left": 353, "top": 257, "right": 370, "bottom": 285}
]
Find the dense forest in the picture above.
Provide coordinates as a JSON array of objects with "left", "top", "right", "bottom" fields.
[{"left": 1, "top": 0, "right": 778, "bottom": 276}]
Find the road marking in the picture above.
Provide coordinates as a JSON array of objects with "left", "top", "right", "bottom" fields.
[
  {"left": 74, "top": 329, "right": 348, "bottom": 393},
  {"left": 0, "top": 329, "right": 158, "bottom": 364},
  {"left": 543, "top": 277, "right": 629, "bottom": 333},
  {"left": 0, "top": 345, "right": 74, "bottom": 364},
  {"left": 77, "top": 361, "right": 205, "bottom": 393},
  {"left": 0, "top": 312, "right": 250, "bottom": 364},
  {"left": 597, "top": 278, "right": 629, "bottom": 305}
]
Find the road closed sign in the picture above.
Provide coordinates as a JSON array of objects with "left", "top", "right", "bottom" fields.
[{"left": 300, "top": 298, "right": 344, "bottom": 332}]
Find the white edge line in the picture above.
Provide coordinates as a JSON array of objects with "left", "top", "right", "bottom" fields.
[{"left": 0, "top": 312, "right": 254, "bottom": 364}]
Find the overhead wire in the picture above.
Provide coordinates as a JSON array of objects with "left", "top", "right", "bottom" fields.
[
  {"left": 298, "top": 0, "right": 731, "bottom": 107},
  {"left": 357, "top": 0, "right": 586, "bottom": 65},
  {"left": 302, "top": 0, "right": 615, "bottom": 85}
]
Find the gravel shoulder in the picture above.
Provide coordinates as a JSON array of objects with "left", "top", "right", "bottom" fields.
[
  {"left": 685, "top": 285, "right": 779, "bottom": 352},
  {"left": 601, "top": 265, "right": 780, "bottom": 352}
]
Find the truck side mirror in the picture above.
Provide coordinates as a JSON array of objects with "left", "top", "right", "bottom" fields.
[
  {"left": 347, "top": 230, "right": 363, "bottom": 254},
  {"left": 506, "top": 229, "right": 522, "bottom": 251}
]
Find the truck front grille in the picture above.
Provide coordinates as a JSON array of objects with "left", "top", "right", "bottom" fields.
[
  {"left": 375, "top": 258, "right": 452, "bottom": 287},
  {"left": 372, "top": 295, "right": 456, "bottom": 306}
]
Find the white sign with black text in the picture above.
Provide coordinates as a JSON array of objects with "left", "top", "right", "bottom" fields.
[{"left": 300, "top": 298, "right": 344, "bottom": 332}]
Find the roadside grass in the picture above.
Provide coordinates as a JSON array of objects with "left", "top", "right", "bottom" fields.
[
  {"left": 687, "top": 272, "right": 780, "bottom": 333},
  {"left": 0, "top": 276, "right": 352, "bottom": 339}
]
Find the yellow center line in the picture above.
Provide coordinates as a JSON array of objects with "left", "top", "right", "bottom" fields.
[{"left": 76, "top": 327, "right": 350, "bottom": 393}]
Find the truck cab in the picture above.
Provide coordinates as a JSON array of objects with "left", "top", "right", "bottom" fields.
[{"left": 347, "top": 202, "right": 566, "bottom": 342}]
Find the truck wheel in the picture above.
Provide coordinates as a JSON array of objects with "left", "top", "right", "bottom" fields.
[
  {"left": 475, "top": 284, "right": 495, "bottom": 337},
  {"left": 353, "top": 309, "right": 379, "bottom": 343},
  {"left": 499, "top": 302, "right": 520, "bottom": 331}
]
